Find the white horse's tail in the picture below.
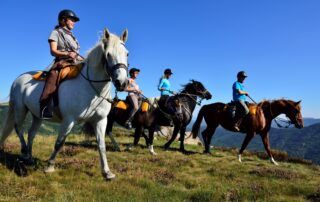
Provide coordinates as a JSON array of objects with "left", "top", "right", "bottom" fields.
[{"left": 0, "top": 101, "right": 15, "bottom": 148}]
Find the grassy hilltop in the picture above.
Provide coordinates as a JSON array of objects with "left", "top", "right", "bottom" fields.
[{"left": 0, "top": 129, "right": 319, "bottom": 201}]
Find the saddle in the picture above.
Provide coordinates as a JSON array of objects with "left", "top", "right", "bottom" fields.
[
  {"left": 32, "top": 62, "right": 84, "bottom": 82},
  {"left": 225, "top": 101, "right": 257, "bottom": 118},
  {"left": 114, "top": 98, "right": 150, "bottom": 113}
]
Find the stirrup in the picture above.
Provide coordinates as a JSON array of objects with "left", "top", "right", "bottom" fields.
[
  {"left": 125, "top": 121, "right": 132, "bottom": 130},
  {"left": 41, "top": 106, "right": 53, "bottom": 120}
]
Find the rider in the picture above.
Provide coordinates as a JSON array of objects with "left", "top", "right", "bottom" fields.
[
  {"left": 39, "top": 9, "right": 82, "bottom": 119},
  {"left": 124, "top": 68, "right": 143, "bottom": 129},
  {"left": 232, "top": 71, "right": 250, "bottom": 131}
]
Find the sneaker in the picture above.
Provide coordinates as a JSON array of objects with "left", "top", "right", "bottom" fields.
[{"left": 41, "top": 106, "right": 53, "bottom": 120}]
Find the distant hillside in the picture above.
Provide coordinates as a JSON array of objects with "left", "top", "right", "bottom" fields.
[{"left": 0, "top": 106, "right": 82, "bottom": 135}]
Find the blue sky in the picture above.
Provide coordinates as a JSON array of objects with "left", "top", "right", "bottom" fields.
[{"left": 0, "top": 0, "right": 319, "bottom": 118}]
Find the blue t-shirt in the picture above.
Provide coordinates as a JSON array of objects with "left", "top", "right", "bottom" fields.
[
  {"left": 232, "top": 81, "right": 246, "bottom": 101},
  {"left": 158, "top": 78, "right": 171, "bottom": 96}
]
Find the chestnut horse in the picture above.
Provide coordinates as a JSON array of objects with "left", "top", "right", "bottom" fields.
[{"left": 191, "top": 99, "right": 303, "bottom": 165}]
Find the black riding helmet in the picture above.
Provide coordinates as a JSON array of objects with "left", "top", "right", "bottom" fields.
[
  {"left": 164, "top": 68, "right": 173, "bottom": 75},
  {"left": 58, "top": 9, "right": 80, "bottom": 22},
  {"left": 237, "top": 71, "right": 247, "bottom": 78},
  {"left": 129, "top": 68, "right": 140, "bottom": 76}
]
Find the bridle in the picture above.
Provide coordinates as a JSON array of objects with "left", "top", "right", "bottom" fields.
[
  {"left": 79, "top": 48, "right": 128, "bottom": 103},
  {"left": 179, "top": 89, "right": 209, "bottom": 106}
]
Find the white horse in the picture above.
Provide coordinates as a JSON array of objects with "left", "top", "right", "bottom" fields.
[{"left": 0, "top": 28, "right": 129, "bottom": 180}]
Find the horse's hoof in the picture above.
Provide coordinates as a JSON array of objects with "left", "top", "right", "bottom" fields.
[
  {"left": 150, "top": 151, "right": 157, "bottom": 155},
  {"left": 104, "top": 171, "right": 116, "bottom": 180},
  {"left": 203, "top": 151, "right": 212, "bottom": 155},
  {"left": 44, "top": 165, "right": 55, "bottom": 173}
]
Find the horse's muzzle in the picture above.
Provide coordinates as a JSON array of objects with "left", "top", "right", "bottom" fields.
[
  {"left": 114, "top": 79, "right": 129, "bottom": 91},
  {"left": 205, "top": 92, "right": 212, "bottom": 100}
]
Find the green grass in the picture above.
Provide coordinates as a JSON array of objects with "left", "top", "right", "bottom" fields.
[{"left": 0, "top": 129, "right": 319, "bottom": 201}]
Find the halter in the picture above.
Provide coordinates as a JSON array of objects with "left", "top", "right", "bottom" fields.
[
  {"left": 178, "top": 89, "right": 209, "bottom": 106},
  {"left": 79, "top": 49, "right": 128, "bottom": 103}
]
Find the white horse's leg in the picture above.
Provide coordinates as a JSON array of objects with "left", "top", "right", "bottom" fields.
[
  {"left": 26, "top": 115, "right": 42, "bottom": 162},
  {"left": 13, "top": 107, "right": 28, "bottom": 159},
  {"left": 95, "top": 118, "right": 115, "bottom": 180},
  {"left": 45, "top": 120, "right": 74, "bottom": 173},
  {"left": 238, "top": 154, "right": 242, "bottom": 163}
]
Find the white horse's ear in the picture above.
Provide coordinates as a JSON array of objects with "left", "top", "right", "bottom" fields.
[
  {"left": 104, "top": 28, "right": 110, "bottom": 40},
  {"left": 121, "top": 29, "right": 128, "bottom": 43}
]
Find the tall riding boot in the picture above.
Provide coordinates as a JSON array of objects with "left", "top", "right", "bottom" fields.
[{"left": 39, "top": 69, "right": 59, "bottom": 119}]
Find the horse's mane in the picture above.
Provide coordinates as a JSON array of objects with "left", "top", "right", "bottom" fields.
[{"left": 180, "top": 80, "right": 202, "bottom": 93}]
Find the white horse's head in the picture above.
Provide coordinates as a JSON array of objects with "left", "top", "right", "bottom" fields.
[
  {"left": 86, "top": 28, "right": 129, "bottom": 91},
  {"left": 102, "top": 28, "right": 129, "bottom": 91}
]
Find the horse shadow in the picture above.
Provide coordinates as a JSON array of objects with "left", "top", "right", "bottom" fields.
[
  {"left": 64, "top": 141, "right": 120, "bottom": 152},
  {"left": 153, "top": 145, "right": 198, "bottom": 155},
  {"left": 0, "top": 150, "right": 44, "bottom": 177}
]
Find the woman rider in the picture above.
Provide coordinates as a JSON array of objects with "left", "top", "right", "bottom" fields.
[
  {"left": 158, "top": 68, "right": 174, "bottom": 100},
  {"left": 40, "top": 9, "right": 83, "bottom": 119},
  {"left": 124, "top": 68, "right": 143, "bottom": 129}
]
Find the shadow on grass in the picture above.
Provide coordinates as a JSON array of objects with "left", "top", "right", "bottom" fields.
[{"left": 0, "top": 150, "right": 43, "bottom": 177}]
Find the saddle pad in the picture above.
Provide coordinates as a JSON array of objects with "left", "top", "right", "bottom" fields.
[
  {"left": 115, "top": 100, "right": 128, "bottom": 110},
  {"left": 32, "top": 63, "right": 83, "bottom": 81},
  {"left": 141, "top": 102, "right": 149, "bottom": 112},
  {"left": 249, "top": 105, "right": 257, "bottom": 115},
  {"left": 32, "top": 71, "right": 46, "bottom": 81}
]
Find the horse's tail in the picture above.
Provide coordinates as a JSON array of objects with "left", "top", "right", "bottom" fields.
[
  {"left": 191, "top": 105, "right": 206, "bottom": 139},
  {"left": 0, "top": 101, "right": 15, "bottom": 149}
]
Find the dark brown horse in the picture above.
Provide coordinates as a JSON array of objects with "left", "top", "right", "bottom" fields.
[
  {"left": 104, "top": 80, "right": 212, "bottom": 154},
  {"left": 191, "top": 99, "right": 303, "bottom": 164}
]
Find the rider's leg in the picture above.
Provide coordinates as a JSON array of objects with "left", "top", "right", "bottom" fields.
[
  {"left": 233, "top": 100, "right": 249, "bottom": 131},
  {"left": 39, "top": 69, "right": 59, "bottom": 119},
  {"left": 125, "top": 94, "right": 139, "bottom": 129}
]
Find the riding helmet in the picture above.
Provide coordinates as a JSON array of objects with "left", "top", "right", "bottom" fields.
[
  {"left": 129, "top": 68, "right": 140, "bottom": 76},
  {"left": 58, "top": 9, "right": 80, "bottom": 22},
  {"left": 164, "top": 68, "right": 173, "bottom": 75},
  {"left": 237, "top": 71, "right": 247, "bottom": 78}
]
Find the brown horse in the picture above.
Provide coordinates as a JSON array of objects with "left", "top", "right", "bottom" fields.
[{"left": 191, "top": 99, "right": 304, "bottom": 165}]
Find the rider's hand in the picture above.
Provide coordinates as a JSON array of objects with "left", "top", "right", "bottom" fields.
[
  {"left": 245, "top": 92, "right": 249, "bottom": 96},
  {"left": 68, "top": 52, "right": 77, "bottom": 59}
]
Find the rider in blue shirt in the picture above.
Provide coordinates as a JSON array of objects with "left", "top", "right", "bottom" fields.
[
  {"left": 232, "top": 71, "right": 250, "bottom": 131},
  {"left": 158, "top": 68, "right": 173, "bottom": 96}
]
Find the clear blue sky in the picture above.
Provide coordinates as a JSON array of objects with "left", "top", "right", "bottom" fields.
[{"left": 0, "top": 0, "right": 319, "bottom": 118}]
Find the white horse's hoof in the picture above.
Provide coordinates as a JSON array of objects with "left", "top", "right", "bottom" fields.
[
  {"left": 104, "top": 171, "right": 116, "bottom": 180},
  {"left": 238, "top": 154, "right": 242, "bottom": 163},
  {"left": 44, "top": 165, "right": 55, "bottom": 173},
  {"left": 150, "top": 151, "right": 157, "bottom": 155}
]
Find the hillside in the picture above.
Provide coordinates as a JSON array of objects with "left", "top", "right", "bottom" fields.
[
  {"left": 0, "top": 133, "right": 319, "bottom": 201},
  {"left": 204, "top": 124, "right": 320, "bottom": 165}
]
